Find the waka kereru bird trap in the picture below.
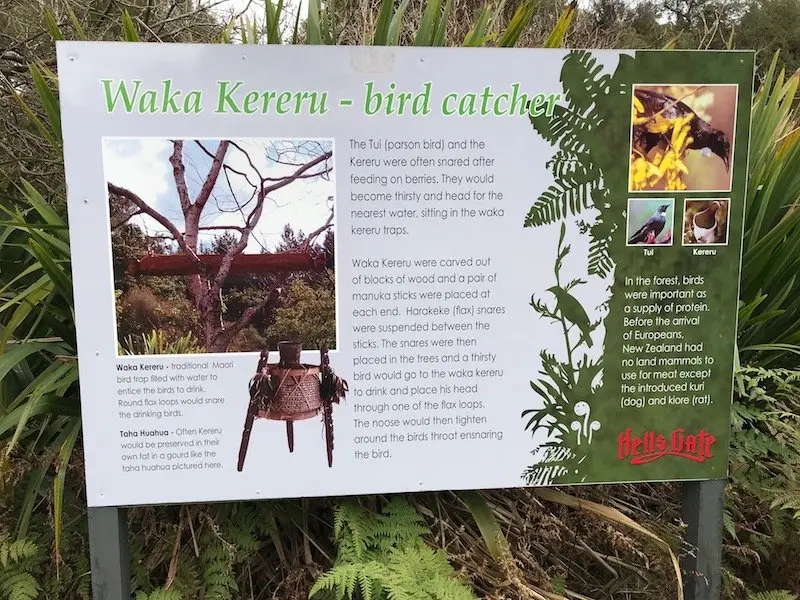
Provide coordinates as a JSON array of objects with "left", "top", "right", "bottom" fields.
[{"left": 237, "top": 341, "right": 348, "bottom": 471}]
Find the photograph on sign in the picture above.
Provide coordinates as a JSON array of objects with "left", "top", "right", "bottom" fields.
[
  {"left": 625, "top": 198, "right": 675, "bottom": 246},
  {"left": 55, "top": 42, "right": 755, "bottom": 507},
  {"left": 681, "top": 199, "right": 731, "bottom": 246},
  {"left": 628, "top": 83, "right": 738, "bottom": 193},
  {"left": 103, "top": 137, "right": 338, "bottom": 356}
]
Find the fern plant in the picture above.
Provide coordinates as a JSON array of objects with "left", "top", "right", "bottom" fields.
[
  {"left": 310, "top": 498, "right": 476, "bottom": 600},
  {"left": 0, "top": 534, "right": 41, "bottom": 600},
  {"left": 729, "top": 366, "right": 800, "bottom": 519},
  {"left": 723, "top": 363, "right": 800, "bottom": 587},
  {"left": 748, "top": 591, "right": 799, "bottom": 600},
  {"left": 128, "top": 502, "right": 276, "bottom": 600},
  {"left": 134, "top": 589, "right": 182, "bottom": 600}
]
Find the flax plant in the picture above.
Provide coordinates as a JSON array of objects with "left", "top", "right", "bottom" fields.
[{"left": 737, "top": 51, "right": 800, "bottom": 368}]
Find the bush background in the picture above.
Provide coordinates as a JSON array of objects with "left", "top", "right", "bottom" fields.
[{"left": 1, "top": 1, "right": 799, "bottom": 600}]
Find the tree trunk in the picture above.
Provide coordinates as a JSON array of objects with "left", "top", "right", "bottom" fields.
[{"left": 198, "top": 281, "right": 226, "bottom": 351}]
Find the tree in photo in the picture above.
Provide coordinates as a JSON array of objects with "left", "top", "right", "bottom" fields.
[{"left": 107, "top": 139, "right": 335, "bottom": 353}]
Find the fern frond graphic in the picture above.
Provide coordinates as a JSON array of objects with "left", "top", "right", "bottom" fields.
[
  {"left": 560, "top": 50, "right": 613, "bottom": 113},
  {"left": 521, "top": 49, "right": 625, "bottom": 484},
  {"left": 524, "top": 175, "right": 601, "bottom": 228}
]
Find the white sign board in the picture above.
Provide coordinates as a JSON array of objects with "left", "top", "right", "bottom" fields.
[{"left": 57, "top": 41, "right": 753, "bottom": 507}]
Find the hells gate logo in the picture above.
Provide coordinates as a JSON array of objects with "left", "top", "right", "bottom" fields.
[{"left": 617, "top": 427, "right": 717, "bottom": 465}]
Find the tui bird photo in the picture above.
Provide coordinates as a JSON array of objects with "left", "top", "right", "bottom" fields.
[
  {"left": 627, "top": 202, "right": 672, "bottom": 245},
  {"left": 630, "top": 86, "right": 736, "bottom": 193},
  {"left": 632, "top": 88, "right": 732, "bottom": 171}
]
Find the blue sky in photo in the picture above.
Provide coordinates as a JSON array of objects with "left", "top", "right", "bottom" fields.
[{"left": 102, "top": 137, "right": 335, "bottom": 253}]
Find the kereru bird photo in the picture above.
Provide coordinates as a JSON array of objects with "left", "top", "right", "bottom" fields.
[
  {"left": 628, "top": 203, "right": 672, "bottom": 245},
  {"left": 632, "top": 88, "right": 732, "bottom": 173},
  {"left": 684, "top": 200, "right": 728, "bottom": 244}
]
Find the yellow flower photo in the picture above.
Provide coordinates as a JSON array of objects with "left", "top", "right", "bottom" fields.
[{"left": 628, "top": 84, "right": 738, "bottom": 193}]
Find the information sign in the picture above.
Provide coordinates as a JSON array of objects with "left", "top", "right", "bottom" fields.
[{"left": 56, "top": 42, "right": 754, "bottom": 507}]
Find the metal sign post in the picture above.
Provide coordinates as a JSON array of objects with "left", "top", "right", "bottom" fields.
[
  {"left": 680, "top": 479, "right": 726, "bottom": 600},
  {"left": 88, "top": 507, "right": 131, "bottom": 600}
]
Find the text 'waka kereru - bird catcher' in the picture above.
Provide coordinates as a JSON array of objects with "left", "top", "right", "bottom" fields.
[{"left": 125, "top": 247, "right": 348, "bottom": 468}]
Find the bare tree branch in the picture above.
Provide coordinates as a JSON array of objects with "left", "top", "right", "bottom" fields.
[
  {"left": 198, "top": 225, "right": 245, "bottom": 232},
  {"left": 257, "top": 150, "right": 333, "bottom": 208},
  {"left": 194, "top": 140, "right": 231, "bottom": 213},
  {"left": 301, "top": 208, "right": 335, "bottom": 252},
  {"left": 169, "top": 140, "right": 191, "bottom": 213},
  {"left": 212, "top": 147, "right": 333, "bottom": 291},
  {"left": 110, "top": 209, "right": 143, "bottom": 230},
  {"left": 107, "top": 182, "right": 201, "bottom": 266}
]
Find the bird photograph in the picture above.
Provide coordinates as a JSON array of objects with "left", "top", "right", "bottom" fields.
[
  {"left": 682, "top": 199, "right": 729, "bottom": 245},
  {"left": 626, "top": 199, "right": 674, "bottom": 246},
  {"left": 629, "top": 84, "right": 737, "bottom": 193}
]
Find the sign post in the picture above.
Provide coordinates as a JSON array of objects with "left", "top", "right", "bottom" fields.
[
  {"left": 681, "top": 479, "right": 727, "bottom": 600},
  {"left": 56, "top": 42, "right": 753, "bottom": 599},
  {"left": 88, "top": 507, "right": 130, "bottom": 600}
]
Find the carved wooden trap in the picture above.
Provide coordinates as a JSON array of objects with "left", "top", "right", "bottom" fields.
[{"left": 237, "top": 341, "right": 348, "bottom": 470}]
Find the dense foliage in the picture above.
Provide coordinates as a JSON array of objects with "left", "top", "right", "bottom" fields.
[
  {"left": 114, "top": 219, "right": 337, "bottom": 354},
  {"left": 1, "top": 1, "right": 799, "bottom": 599}
]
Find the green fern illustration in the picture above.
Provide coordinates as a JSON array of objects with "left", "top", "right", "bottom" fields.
[
  {"left": 521, "top": 49, "right": 628, "bottom": 484},
  {"left": 310, "top": 498, "right": 476, "bottom": 600},
  {"left": 522, "top": 222, "right": 603, "bottom": 484},
  {"left": 0, "top": 535, "right": 41, "bottom": 600},
  {"left": 525, "top": 51, "right": 619, "bottom": 278}
]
